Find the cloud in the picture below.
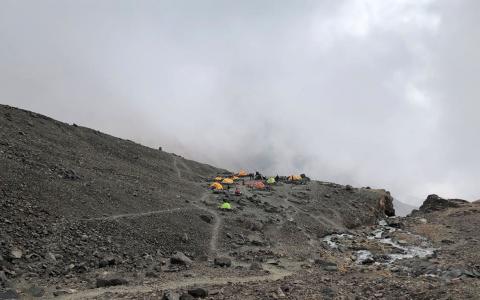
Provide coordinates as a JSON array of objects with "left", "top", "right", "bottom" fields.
[{"left": 1, "top": 0, "right": 479, "bottom": 205}]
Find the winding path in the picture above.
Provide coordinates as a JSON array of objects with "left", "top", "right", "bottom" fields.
[
  {"left": 173, "top": 156, "right": 222, "bottom": 256},
  {"left": 81, "top": 207, "right": 195, "bottom": 221},
  {"left": 58, "top": 264, "right": 294, "bottom": 300}
]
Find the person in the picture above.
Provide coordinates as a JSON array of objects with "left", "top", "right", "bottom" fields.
[
  {"left": 219, "top": 199, "right": 232, "bottom": 210},
  {"left": 235, "top": 187, "right": 241, "bottom": 196},
  {"left": 248, "top": 173, "right": 254, "bottom": 180},
  {"left": 275, "top": 175, "right": 280, "bottom": 182}
]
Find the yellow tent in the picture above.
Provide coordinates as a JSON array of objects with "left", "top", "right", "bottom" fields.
[
  {"left": 222, "top": 178, "right": 234, "bottom": 184},
  {"left": 237, "top": 170, "right": 248, "bottom": 177},
  {"left": 214, "top": 176, "right": 223, "bottom": 181},
  {"left": 288, "top": 175, "right": 302, "bottom": 181},
  {"left": 210, "top": 182, "right": 223, "bottom": 190},
  {"left": 232, "top": 176, "right": 240, "bottom": 180}
]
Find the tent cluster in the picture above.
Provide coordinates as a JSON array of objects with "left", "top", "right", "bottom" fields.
[{"left": 207, "top": 170, "right": 310, "bottom": 210}]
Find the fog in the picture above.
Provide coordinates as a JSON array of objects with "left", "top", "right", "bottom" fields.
[{"left": 1, "top": 0, "right": 479, "bottom": 205}]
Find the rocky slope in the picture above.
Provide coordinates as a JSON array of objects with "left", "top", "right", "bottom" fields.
[{"left": 1, "top": 104, "right": 478, "bottom": 299}]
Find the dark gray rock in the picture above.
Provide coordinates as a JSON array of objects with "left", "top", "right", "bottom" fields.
[
  {"left": 25, "top": 286, "right": 45, "bottom": 298},
  {"left": 145, "top": 271, "right": 159, "bottom": 278},
  {"left": 96, "top": 275, "right": 128, "bottom": 288},
  {"left": 98, "top": 257, "right": 116, "bottom": 268},
  {"left": 419, "top": 194, "right": 468, "bottom": 213},
  {"left": 52, "top": 289, "right": 76, "bottom": 297},
  {"left": 214, "top": 257, "right": 232, "bottom": 267},
  {"left": 0, "top": 271, "right": 8, "bottom": 285},
  {"left": 0, "top": 289, "right": 19, "bottom": 299},
  {"left": 249, "top": 262, "right": 263, "bottom": 271},
  {"left": 200, "top": 215, "right": 213, "bottom": 224},
  {"left": 170, "top": 252, "right": 192, "bottom": 265},
  {"left": 188, "top": 287, "right": 208, "bottom": 298},
  {"left": 314, "top": 259, "right": 338, "bottom": 271},
  {"left": 179, "top": 294, "right": 195, "bottom": 300}
]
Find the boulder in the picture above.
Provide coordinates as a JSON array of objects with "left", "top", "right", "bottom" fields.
[
  {"left": 25, "top": 286, "right": 45, "bottom": 298},
  {"left": 188, "top": 287, "right": 208, "bottom": 298},
  {"left": 9, "top": 248, "right": 22, "bottom": 259},
  {"left": 200, "top": 215, "right": 213, "bottom": 224},
  {"left": 0, "top": 271, "right": 8, "bottom": 285},
  {"left": 0, "top": 289, "right": 19, "bottom": 299},
  {"left": 98, "top": 257, "right": 116, "bottom": 268},
  {"left": 52, "top": 289, "right": 77, "bottom": 297},
  {"left": 162, "top": 290, "right": 180, "bottom": 300},
  {"left": 214, "top": 257, "right": 232, "bottom": 267},
  {"left": 179, "top": 294, "right": 195, "bottom": 300},
  {"left": 314, "top": 259, "right": 338, "bottom": 271},
  {"left": 96, "top": 275, "right": 128, "bottom": 288},
  {"left": 419, "top": 194, "right": 468, "bottom": 213},
  {"left": 170, "top": 252, "right": 193, "bottom": 265}
]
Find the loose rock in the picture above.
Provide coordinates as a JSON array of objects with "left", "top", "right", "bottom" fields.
[{"left": 214, "top": 257, "right": 232, "bottom": 267}]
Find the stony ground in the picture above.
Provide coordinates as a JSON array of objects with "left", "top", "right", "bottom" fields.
[{"left": 1, "top": 105, "right": 479, "bottom": 299}]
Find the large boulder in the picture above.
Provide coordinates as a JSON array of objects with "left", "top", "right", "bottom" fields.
[
  {"left": 214, "top": 257, "right": 232, "bottom": 267},
  {"left": 381, "top": 192, "right": 395, "bottom": 217},
  {"left": 188, "top": 287, "right": 208, "bottom": 298},
  {"left": 170, "top": 252, "right": 193, "bottom": 265},
  {"left": 419, "top": 194, "right": 468, "bottom": 213}
]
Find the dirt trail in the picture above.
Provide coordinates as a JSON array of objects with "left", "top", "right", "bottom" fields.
[
  {"left": 173, "top": 157, "right": 222, "bottom": 256},
  {"left": 58, "top": 264, "right": 294, "bottom": 300},
  {"left": 80, "top": 207, "right": 195, "bottom": 221},
  {"left": 173, "top": 157, "right": 182, "bottom": 179}
]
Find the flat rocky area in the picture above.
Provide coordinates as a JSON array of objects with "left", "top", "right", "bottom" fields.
[{"left": 1, "top": 104, "right": 479, "bottom": 299}]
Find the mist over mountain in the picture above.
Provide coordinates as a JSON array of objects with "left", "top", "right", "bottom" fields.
[{"left": 1, "top": 0, "right": 480, "bottom": 206}]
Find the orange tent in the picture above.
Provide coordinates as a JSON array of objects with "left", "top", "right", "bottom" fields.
[
  {"left": 210, "top": 182, "right": 223, "bottom": 190},
  {"left": 246, "top": 180, "right": 265, "bottom": 189},
  {"left": 254, "top": 181, "right": 266, "bottom": 189},
  {"left": 232, "top": 176, "right": 240, "bottom": 180},
  {"left": 237, "top": 170, "right": 248, "bottom": 177},
  {"left": 288, "top": 175, "right": 302, "bottom": 181}
]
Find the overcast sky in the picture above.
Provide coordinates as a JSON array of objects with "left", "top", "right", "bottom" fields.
[{"left": 1, "top": 0, "right": 479, "bottom": 205}]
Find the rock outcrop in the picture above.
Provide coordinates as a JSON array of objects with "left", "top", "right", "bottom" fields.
[{"left": 419, "top": 194, "right": 469, "bottom": 213}]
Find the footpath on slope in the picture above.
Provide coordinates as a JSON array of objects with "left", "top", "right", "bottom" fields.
[{"left": 58, "top": 159, "right": 303, "bottom": 299}]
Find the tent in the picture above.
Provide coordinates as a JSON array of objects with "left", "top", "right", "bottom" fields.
[
  {"left": 219, "top": 202, "right": 232, "bottom": 210},
  {"left": 232, "top": 176, "right": 240, "bottom": 180},
  {"left": 222, "top": 178, "right": 234, "bottom": 184},
  {"left": 252, "top": 181, "right": 266, "bottom": 189},
  {"left": 210, "top": 182, "right": 223, "bottom": 190},
  {"left": 237, "top": 170, "right": 248, "bottom": 177},
  {"left": 266, "top": 177, "right": 276, "bottom": 184},
  {"left": 288, "top": 175, "right": 302, "bottom": 181},
  {"left": 246, "top": 180, "right": 265, "bottom": 189},
  {"left": 214, "top": 176, "right": 224, "bottom": 181}
]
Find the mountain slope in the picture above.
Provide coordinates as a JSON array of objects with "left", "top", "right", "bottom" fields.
[
  {"left": 0, "top": 104, "right": 395, "bottom": 298},
  {"left": 393, "top": 199, "right": 417, "bottom": 216}
]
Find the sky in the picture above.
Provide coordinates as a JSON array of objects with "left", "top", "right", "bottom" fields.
[{"left": 1, "top": 0, "right": 479, "bottom": 205}]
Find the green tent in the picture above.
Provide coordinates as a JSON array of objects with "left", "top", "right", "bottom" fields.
[
  {"left": 219, "top": 202, "right": 232, "bottom": 210},
  {"left": 266, "top": 177, "right": 276, "bottom": 184}
]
